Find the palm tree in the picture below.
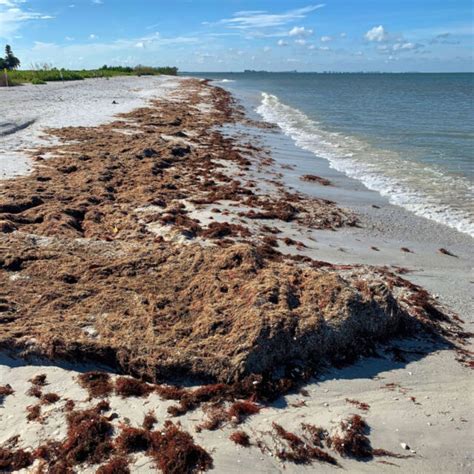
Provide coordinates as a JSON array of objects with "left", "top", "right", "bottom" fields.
[{"left": 4, "top": 45, "right": 20, "bottom": 70}]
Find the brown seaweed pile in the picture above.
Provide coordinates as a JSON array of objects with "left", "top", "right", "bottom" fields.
[
  {"left": 0, "top": 233, "right": 456, "bottom": 384},
  {"left": 0, "top": 78, "right": 463, "bottom": 388}
]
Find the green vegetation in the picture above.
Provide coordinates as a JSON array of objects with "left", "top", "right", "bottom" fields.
[
  {"left": 31, "top": 78, "right": 47, "bottom": 85},
  {"left": 0, "top": 58, "right": 178, "bottom": 87}
]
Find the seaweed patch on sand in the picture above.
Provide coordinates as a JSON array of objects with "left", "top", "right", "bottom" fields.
[{"left": 0, "top": 78, "right": 467, "bottom": 387}]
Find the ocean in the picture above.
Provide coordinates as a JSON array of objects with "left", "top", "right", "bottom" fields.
[{"left": 188, "top": 73, "right": 473, "bottom": 237}]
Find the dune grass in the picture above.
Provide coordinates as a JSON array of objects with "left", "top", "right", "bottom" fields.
[{"left": 0, "top": 65, "right": 178, "bottom": 86}]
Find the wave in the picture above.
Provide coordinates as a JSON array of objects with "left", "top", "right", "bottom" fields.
[
  {"left": 215, "top": 79, "right": 235, "bottom": 84},
  {"left": 257, "top": 92, "right": 474, "bottom": 237}
]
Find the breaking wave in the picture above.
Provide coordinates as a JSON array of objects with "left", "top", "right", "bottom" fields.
[{"left": 257, "top": 92, "right": 474, "bottom": 237}]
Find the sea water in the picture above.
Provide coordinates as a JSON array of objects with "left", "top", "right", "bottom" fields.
[{"left": 190, "top": 73, "right": 474, "bottom": 237}]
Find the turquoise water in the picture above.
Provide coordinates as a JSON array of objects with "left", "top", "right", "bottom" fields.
[{"left": 189, "top": 73, "right": 474, "bottom": 236}]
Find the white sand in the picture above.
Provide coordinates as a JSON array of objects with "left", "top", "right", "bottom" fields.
[{"left": 0, "top": 75, "right": 183, "bottom": 179}]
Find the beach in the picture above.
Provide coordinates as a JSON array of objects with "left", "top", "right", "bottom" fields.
[{"left": 0, "top": 75, "right": 472, "bottom": 473}]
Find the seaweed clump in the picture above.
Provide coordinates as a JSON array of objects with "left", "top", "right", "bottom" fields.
[
  {"left": 96, "top": 456, "right": 131, "bottom": 474},
  {"left": 0, "top": 447, "right": 33, "bottom": 472},
  {"left": 196, "top": 399, "right": 261, "bottom": 432},
  {"left": 329, "top": 415, "right": 372, "bottom": 459},
  {"left": 78, "top": 371, "right": 113, "bottom": 398},
  {"left": 115, "top": 426, "right": 151, "bottom": 453},
  {"left": 143, "top": 411, "right": 158, "bottom": 430},
  {"left": 272, "top": 422, "right": 337, "bottom": 465},
  {"left": 229, "top": 431, "right": 251, "bottom": 447},
  {"left": 62, "top": 405, "right": 113, "bottom": 465},
  {"left": 159, "top": 383, "right": 230, "bottom": 417},
  {"left": 34, "top": 403, "right": 114, "bottom": 470},
  {"left": 115, "top": 421, "right": 212, "bottom": 474},
  {"left": 0, "top": 384, "right": 14, "bottom": 403},
  {"left": 30, "top": 374, "right": 47, "bottom": 386},
  {"left": 26, "top": 404, "right": 42, "bottom": 422},
  {"left": 41, "top": 392, "right": 61, "bottom": 404},
  {"left": 115, "top": 377, "right": 153, "bottom": 398},
  {"left": 148, "top": 421, "right": 213, "bottom": 474},
  {"left": 345, "top": 398, "right": 370, "bottom": 411},
  {"left": 227, "top": 400, "right": 261, "bottom": 423},
  {"left": 26, "top": 374, "right": 48, "bottom": 399}
]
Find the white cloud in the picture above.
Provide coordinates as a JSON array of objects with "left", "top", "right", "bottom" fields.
[
  {"left": 392, "top": 42, "right": 424, "bottom": 51},
  {"left": 218, "top": 4, "right": 324, "bottom": 29},
  {"left": 393, "top": 42, "right": 413, "bottom": 51},
  {"left": 263, "top": 46, "right": 271, "bottom": 52},
  {"left": 320, "top": 35, "right": 332, "bottom": 42},
  {"left": 340, "top": 32, "right": 347, "bottom": 38},
  {"left": 307, "top": 44, "right": 329, "bottom": 51},
  {"left": 0, "top": 0, "right": 53, "bottom": 38},
  {"left": 288, "top": 26, "right": 314, "bottom": 37},
  {"left": 92, "top": 0, "right": 103, "bottom": 4},
  {"left": 89, "top": 34, "right": 98, "bottom": 40},
  {"left": 295, "top": 39, "right": 307, "bottom": 45},
  {"left": 277, "top": 39, "right": 288, "bottom": 46},
  {"left": 378, "top": 41, "right": 425, "bottom": 54},
  {"left": 365, "top": 25, "right": 388, "bottom": 42},
  {"left": 126, "top": 31, "right": 198, "bottom": 48},
  {"left": 16, "top": 32, "right": 201, "bottom": 70}
]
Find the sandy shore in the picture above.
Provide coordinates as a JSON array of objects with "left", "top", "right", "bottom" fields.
[
  {"left": 0, "top": 75, "right": 181, "bottom": 179},
  {"left": 0, "top": 76, "right": 472, "bottom": 473}
]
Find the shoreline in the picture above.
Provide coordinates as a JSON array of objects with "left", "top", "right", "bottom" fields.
[
  {"left": 217, "top": 86, "right": 474, "bottom": 320},
  {"left": 0, "top": 76, "right": 472, "bottom": 473},
  {"left": 190, "top": 73, "right": 474, "bottom": 239}
]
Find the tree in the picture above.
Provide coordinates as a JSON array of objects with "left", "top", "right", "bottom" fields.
[
  {"left": 0, "top": 57, "right": 5, "bottom": 69},
  {"left": 4, "top": 45, "right": 20, "bottom": 70}
]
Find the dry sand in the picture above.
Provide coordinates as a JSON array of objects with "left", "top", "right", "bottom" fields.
[
  {"left": 0, "top": 76, "right": 472, "bottom": 473},
  {"left": 0, "top": 75, "right": 181, "bottom": 179}
]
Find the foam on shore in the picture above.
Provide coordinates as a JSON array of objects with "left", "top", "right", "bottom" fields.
[{"left": 257, "top": 92, "right": 474, "bottom": 237}]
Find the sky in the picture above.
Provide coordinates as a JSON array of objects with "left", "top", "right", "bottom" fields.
[{"left": 0, "top": 0, "right": 472, "bottom": 72}]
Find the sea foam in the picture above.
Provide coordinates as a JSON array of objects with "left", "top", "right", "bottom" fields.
[{"left": 257, "top": 92, "right": 474, "bottom": 237}]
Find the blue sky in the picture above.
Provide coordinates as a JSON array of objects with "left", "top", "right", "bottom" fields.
[{"left": 0, "top": 0, "right": 472, "bottom": 71}]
